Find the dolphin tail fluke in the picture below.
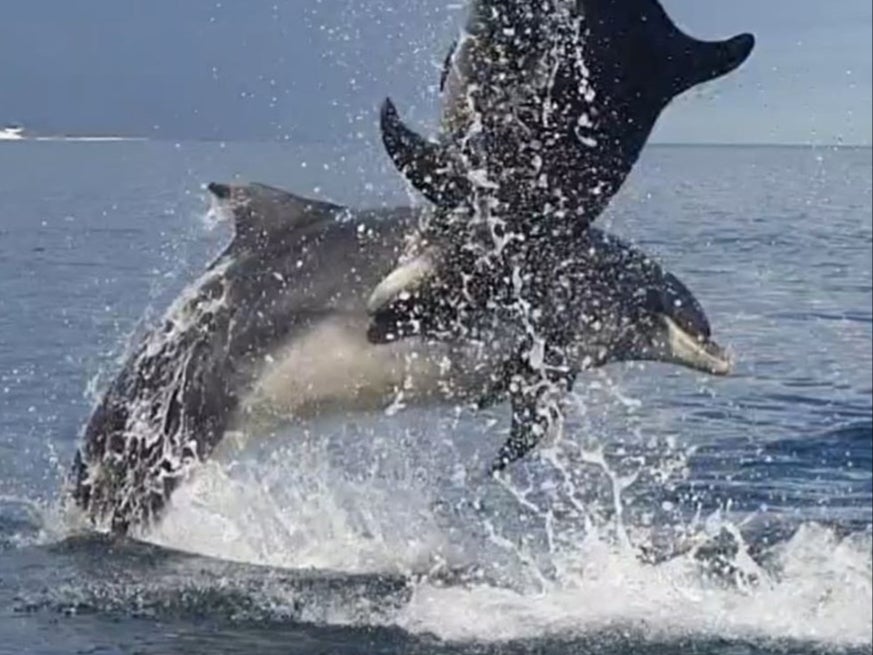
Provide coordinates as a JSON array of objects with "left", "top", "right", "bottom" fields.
[
  {"left": 380, "top": 97, "right": 470, "bottom": 207},
  {"left": 676, "top": 32, "right": 755, "bottom": 93}
]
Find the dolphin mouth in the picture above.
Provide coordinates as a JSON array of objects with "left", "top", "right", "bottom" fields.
[{"left": 663, "top": 316, "right": 733, "bottom": 376}]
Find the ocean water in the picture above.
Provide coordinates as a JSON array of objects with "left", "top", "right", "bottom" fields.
[{"left": 0, "top": 141, "right": 870, "bottom": 655}]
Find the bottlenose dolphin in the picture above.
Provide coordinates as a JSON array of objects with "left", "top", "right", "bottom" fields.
[
  {"left": 367, "top": 0, "right": 751, "bottom": 470},
  {"left": 71, "top": 182, "right": 726, "bottom": 534}
]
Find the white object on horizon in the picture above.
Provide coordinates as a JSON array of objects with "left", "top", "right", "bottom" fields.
[
  {"left": 0, "top": 126, "right": 25, "bottom": 140},
  {"left": 33, "top": 136, "right": 148, "bottom": 142},
  {"left": 1, "top": 125, "right": 149, "bottom": 142}
]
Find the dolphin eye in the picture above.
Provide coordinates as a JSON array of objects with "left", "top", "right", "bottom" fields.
[{"left": 661, "top": 275, "right": 713, "bottom": 340}]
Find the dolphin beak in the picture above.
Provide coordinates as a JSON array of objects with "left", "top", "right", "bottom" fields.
[
  {"left": 367, "top": 254, "right": 435, "bottom": 315},
  {"left": 663, "top": 316, "right": 733, "bottom": 376}
]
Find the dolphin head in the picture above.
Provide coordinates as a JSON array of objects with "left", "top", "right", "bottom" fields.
[
  {"left": 367, "top": 230, "right": 732, "bottom": 377},
  {"left": 558, "top": 229, "right": 733, "bottom": 375},
  {"left": 581, "top": 262, "right": 732, "bottom": 376}
]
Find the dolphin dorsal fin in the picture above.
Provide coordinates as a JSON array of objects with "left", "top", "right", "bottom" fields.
[{"left": 207, "top": 182, "right": 345, "bottom": 248}]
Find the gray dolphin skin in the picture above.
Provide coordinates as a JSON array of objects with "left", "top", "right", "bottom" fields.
[
  {"left": 368, "top": 0, "right": 752, "bottom": 472},
  {"left": 71, "top": 182, "right": 727, "bottom": 534}
]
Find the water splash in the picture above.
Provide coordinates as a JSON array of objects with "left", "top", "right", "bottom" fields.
[
  {"left": 396, "top": 523, "right": 871, "bottom": 646},
  {"left": 120, "top": 391, "right": 872, "bottom": 648},
  {"left": 4, "top": 390, "right": 871, "bottom": 650}
]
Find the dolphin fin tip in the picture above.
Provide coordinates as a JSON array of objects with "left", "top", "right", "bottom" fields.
[
  {"left": 207, "top": 182, "right": 232, "bottom": 200},
  {"left": 381, "top": 96, "right": 397, "bottom": 116},
  {"left": 677, "top": 30, "right": 756, "bottom": 94}
]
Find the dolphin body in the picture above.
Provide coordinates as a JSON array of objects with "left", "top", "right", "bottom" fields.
[
  {"left": 367, "top": 0, "right": 752, "bottom": 470},
  {"left": 71, "top": 182, "right": 727, "bottom": 534}
]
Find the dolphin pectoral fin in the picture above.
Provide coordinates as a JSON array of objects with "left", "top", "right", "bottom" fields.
[
  {"left": 490, "top": 392, "right": 549, "bottom": 474},
  {"left": 489, "top": 372, "right": 565, "bottom": 474},
  {"left": 489, "top": 346, "right": 577, "bottom": 473},
  {"left": 475, "top": 379, "right": 507, "bottom": 411},
  {"left": 380, "top": 97, "right": 470, "bottom": 207},
  {"left": 475, "top": 356, "right": 527, "bottom": 410}
]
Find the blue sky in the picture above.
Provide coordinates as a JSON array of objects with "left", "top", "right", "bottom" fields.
[{"left": 0, "top": 0, "right": 870, "bottom": 144}]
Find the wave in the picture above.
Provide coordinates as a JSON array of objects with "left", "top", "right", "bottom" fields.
[
  {"left": 393, "top": 523, "right": 871, "bottom": 646},
  {"left": 12, "top": 534, "right": 412, "bottom": 628},
  {"left": 4, "top": 366, "right": 869, "bottom": 653},
  {"left": 32, "top": 136, "right": 148, "bottom": 142},
  {"left": 5, "top": 435, "right": 868, "bottom": 653}
]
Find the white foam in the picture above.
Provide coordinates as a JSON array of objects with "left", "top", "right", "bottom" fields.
[
  {"left": 12, "top": 405, "right": 870, "bottom": 649},
  {"left": 147, "top": 438, "right": 466, "bottom": 575},
  {"left": 396, "top": 524, "right": 872, "bottom": 646},
  {"left": 135, "top": 423, "right": 873, "bottom": 648}
]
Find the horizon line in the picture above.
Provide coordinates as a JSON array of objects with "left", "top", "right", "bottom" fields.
[
  {"left": 2, "top": 133, "right": 871, "bottom": 149},
  {"left": 651, "top": 141, "right": 873, "bottom": 149}
]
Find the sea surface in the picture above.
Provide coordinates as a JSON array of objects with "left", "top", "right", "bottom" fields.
[{"left": 0, "top": 141, "right": 870, "bottom": 654}]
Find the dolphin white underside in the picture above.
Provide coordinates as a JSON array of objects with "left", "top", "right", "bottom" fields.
[{"left": 223, "top": 314, "right": 503, "bottom": 452}]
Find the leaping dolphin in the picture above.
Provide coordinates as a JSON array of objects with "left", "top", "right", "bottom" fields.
[
  {"left": 71, "top": 182, "right": 728, "bottom": 534},
  {"left": 367, "top": 0, "right": 752, "bottom": 471}
]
